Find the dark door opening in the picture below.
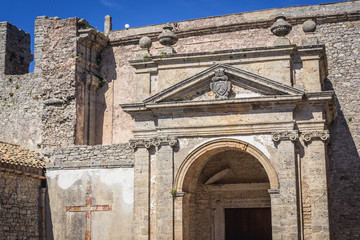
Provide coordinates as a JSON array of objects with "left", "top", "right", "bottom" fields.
[{"left": 225, "top": 208, "right": 272, "bottom": 240}]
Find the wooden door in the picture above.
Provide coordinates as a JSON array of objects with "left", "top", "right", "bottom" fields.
[{"left": 225, "top": 208, "right": 272, "bottom": 240}]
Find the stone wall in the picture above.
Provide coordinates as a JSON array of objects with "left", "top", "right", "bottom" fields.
[
  {"left": 0, "top": 73, "right": 43, "bottom": 150},
  {"left": 101, "top": 2, "right": 360, "bottom": 238},
  {"left": 48, "top": 143, "right": 134, "bottom": 169},
  {"left": 318, "top": 20, "right": 360, "bottom": 239},
  {"left": 39, "top": 17, "right": 79, "bottom": 151},
  {"left": 0, "top": 171, "right": 43, "bottom": 239},
  {"left": 0, "top": 21, "right": 32, "bottom": 75}
]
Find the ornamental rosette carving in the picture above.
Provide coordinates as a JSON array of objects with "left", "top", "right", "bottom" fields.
[
  {"left": 271, "top": 131, "right": 299, "bottom": 142},
  {"left": 210, "top": 68, "right": 231, "bottom": 99},
  {"left": 301, "top": 130, "right": 329, "bottom": 142},
  {"left": 128, "top": 136, "right": 178, "bottom": 149}
]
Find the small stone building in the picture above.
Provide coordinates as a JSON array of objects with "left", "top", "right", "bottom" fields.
[
  {"left": 0, "top": 142, "right": 46, "bottom": 239},
  {"left": 0, "top": 1, "right": 360, "bottom": 239}
]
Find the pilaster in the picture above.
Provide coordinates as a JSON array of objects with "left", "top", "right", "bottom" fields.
[
  {"left": 133, "top": 147, "right": 150, "bottom": 240},
  {"left": 269, "top": 136, "right": 299, "bottom": 240},
  {"left": 130, "top": 136, "right": 178, "bottom": 240},
  {"left": 299, "top": 130, "right": 330, "bottom": 240}
]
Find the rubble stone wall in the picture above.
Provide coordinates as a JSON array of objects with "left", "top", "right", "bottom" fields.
[
  {"left": 0, "top": 73, "right": 43, "bottom": 150},
  {"left": 319, "top": 20, "right": 360, "bottom": 239},
  {"left": 0, "top": 171, "right": 42, "bottom": 239}
]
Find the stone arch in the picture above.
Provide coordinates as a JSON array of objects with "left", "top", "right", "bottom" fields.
[{"left": 174, "top": 138, "right": 279, "bottom": 192}]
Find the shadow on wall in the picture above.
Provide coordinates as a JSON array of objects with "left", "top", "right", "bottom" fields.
[
  {"left": 95, "top": 46, "right": 117, "bottom": 145},
  {"left": 325, "top": 78, "right": 360, "bottom": 239},
  {"left": 45, "top": 187, "right": 54, "bottom": 240}
]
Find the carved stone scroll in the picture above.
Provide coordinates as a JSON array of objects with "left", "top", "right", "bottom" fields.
[
  {"left": 129, "top": 136, "right": 178, "bottom": 149},
  {"left": 271, "top": 131, "right": 299, "bottom": 142},
  {"left": 301, "top": 130, "right": 329, "bottom": 142}
]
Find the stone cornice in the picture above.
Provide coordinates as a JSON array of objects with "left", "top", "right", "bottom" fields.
[
  {"left": 129, "top": 46, "right": 297, "bottom": 69},
  {"left": 133, "top": 121, "right": 296, "bottom": 138},
  {"left": 129, "top": 136, "right": 178, "bottom": 149},
  {"left": 110, "top": 10, "right": 360, "bottom": 45},
  {"left": 121, "top": 91, "right": 335, "bottom": 116},
  {"left": 46, "top": 161, "right": 133, "bottom": 170}
]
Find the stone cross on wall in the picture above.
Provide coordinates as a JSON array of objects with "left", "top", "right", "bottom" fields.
[{"left": 66, "top": 186, "right": 112, "bottom": 240}]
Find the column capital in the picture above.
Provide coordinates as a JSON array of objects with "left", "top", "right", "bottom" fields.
[
  {"left": 271, "top": 130, "right": 299, "bottom": 142},
  {"left": 301, "top": 130, "right": 329, "bottom": 142},
  {"left": 129, "top": 136, "right": 178, "bottom": 149}
]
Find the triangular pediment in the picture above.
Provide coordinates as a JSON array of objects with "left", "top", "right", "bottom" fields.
[{"left": 144, "top": 64, "right": 303, "bottom": 103}]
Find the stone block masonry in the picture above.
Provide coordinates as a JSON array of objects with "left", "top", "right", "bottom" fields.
[{"left": 47, "top": 143, "right": 134, "bottom": 170}]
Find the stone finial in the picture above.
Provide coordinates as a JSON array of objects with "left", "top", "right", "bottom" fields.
[
  {"left": 302, "top": 20, "right": 319, "bottom": 46},
  {"left": 138, "top": 36, "right": 152, "bottom": 59},
  {"left": 104, "top": 15, "right": 112, "bottom": 36},
  {"left": 271, "top": 14, "right": 292, "bottom": 46},
  {"left": 139, "top": 36, "right": 152, "bottom": 49},
  {"left": 158, "top": 23, "right": 178, "bottom": 54}
]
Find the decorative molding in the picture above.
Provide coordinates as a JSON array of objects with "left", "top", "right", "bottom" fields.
[
  {"left": 301, "top": 130, "right": 329, "bottom": 142},
  {"left": 134, "top": 121, "right": 296, "bottom": 138},
  {"left": 271, "top": 130, "right": 299, "bottom": 142},
  {"left": 129, "top": 136, "right": 178, "bottom": 149},
  {"left": 271, "top": 130, "right": 330, "bottom": 143},
  {"left": 268, "top": 189, "right": 280, "bottom": 195},
  {"left": 174, "top": 192, "right": 185, "bottom": 198}
]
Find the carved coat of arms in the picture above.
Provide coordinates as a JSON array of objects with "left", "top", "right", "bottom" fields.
[{"left": 210, "top": 68, "right": 231, "bottom": 99}]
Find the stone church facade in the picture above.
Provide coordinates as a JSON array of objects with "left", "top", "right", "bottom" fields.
[{"left": 0, "top": 1, "right": 360, "bottom": 239}]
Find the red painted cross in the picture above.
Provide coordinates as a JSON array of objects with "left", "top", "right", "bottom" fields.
[{"left": 66, "top": 187, "right": 111, "bottom": 240}]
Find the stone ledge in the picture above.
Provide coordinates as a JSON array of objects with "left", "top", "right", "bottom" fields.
[{"left": 46, "top": 161, "right": 134, "bottom": 170}]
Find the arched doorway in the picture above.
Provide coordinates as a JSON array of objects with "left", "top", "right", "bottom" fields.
[{"left": 174, "top": 139, "right": 279, "bottom": 240}]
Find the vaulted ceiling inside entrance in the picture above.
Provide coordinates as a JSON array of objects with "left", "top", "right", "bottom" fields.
[{"left": 199, "top": 150, "right": 269, "bottom": 184}]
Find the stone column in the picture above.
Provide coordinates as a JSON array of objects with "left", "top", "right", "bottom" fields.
[
  {"left": 133, "top": 146, "right": 150, "bottom": 240},
  {"left": 300, "top": 131, "right": 330, "bottom": 240},
  {"left": 271, "top": 131, "right": 299, "bottom": 239}
]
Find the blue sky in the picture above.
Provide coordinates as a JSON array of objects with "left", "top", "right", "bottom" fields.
[{"left": 0, "top": 0, "right": 340, "bottom": 70}]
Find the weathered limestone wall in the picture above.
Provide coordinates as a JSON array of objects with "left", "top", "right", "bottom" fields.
[
  {"left": 102, "top": 1, "right": 359, "bottom": 144},
  {"left": 0, "top": 22, "right": 40, "bottom": 150},
  {"left": 318, "top": 20, "right": 360, "bottom": 239},
  {"left": 0, "top": 73, "right": 43, "bottom": 150},
  {"left": 46, "top": 144, "right": 134, "bottom": 240},
  {"left": 103, "top": 2, "right": 360, "bottom": 238},
  {"left": 0, "top": 171, "right": 43, "bottom": 239},
  {"left": 0, "top": 22, "right": 32, "bottom": 75},
  {"left": 39, "top": 17, "right": 79, "bottom": 151}
]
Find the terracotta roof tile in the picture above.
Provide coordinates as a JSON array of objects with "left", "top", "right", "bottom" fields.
[{"left": 0, "top": 142, "right": 47, "bottom": 169}]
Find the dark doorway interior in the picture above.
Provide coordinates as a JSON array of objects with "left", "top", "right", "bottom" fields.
[{"left": 225, "top": 208, "right": 272, "bottom": 240}]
